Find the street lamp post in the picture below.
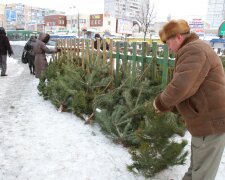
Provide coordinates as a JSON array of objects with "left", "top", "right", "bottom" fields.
[
  {"left": 77, "top": 12, "right": 80, "bottom": 38},
  {"left": 69, "top": 6, "right": 80, "bottom": 38}
]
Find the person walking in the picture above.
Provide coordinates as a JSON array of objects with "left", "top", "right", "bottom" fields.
[
  {"left": 23, "top": 36, "right": 37, "bottom": 75},
  {"left": 0, "top": 27, "right": 13, "bottom": 76},
  {"left": 153, "top": 19, "right": 225, "bottom": 180},
  {"left": 33, "top": 33, "right": 59, "bottom": 79}
]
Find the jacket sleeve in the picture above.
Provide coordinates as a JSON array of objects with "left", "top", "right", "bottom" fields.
[
  {"left": 41, "top": 43, "right": 57, "bottom": 54},
  {"left": 155, "top": 45, "right": 210, "bottom": 112},
  {"left": 5, "top": 36, "right": 13, "bottom": 55}
]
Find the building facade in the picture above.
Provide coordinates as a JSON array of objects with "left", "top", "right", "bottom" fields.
[
  {"left": 0, "top": 3, "right": 117, "bottom": 36},
  {"left": 2, "top": 1, "right": 224, "bottom": 37},
  {"left": 45, "top": 15, "right": 67, "bottom": 32},
  {"left": 206, "top": 0, "right": 225, "bottom": 29},
  {"left": 0, "top": 4, "right": 6, "bottom": 27},
  {"left": 0, "top": 3, "right": 64, "bottom": 31},
  {"left": 104, "top": 0, "right": 143, "bottom": 20}
]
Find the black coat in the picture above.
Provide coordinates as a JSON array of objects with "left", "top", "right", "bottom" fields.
[
  {"left": 94, "top": 38, "right": 109, "bottom": 51},
  {"left": 24, "top": 37, "right": 36, "bottom": 63},
  {"left": 0, "top": 34, "right": 13, "bottom": 55}
]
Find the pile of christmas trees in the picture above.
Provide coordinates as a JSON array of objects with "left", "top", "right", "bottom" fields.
[{"left": 38, "top": 53, "right": 188, "bottom": 178}]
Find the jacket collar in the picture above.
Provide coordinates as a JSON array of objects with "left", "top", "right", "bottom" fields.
[
  {"left": 179, "top": 33, "right": 199, "bottom": 50},
  {"left": 174, "top": 33, "right": 200, "bottom": 65}
]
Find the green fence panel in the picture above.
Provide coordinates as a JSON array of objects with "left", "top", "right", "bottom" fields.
[
  {"left": 57, "top": 38, "right": 178, "bottom": 87},
  {"left": 161, "top": 45, "right": 169, "bottom": 87},
  {"left": 123, "top": 42, "right": 128, "bottom": 78},
  {"left": 141, "top": 42, "right": 147, "bottom": 72},
  {"left": 151, "top": 42, "right": 158, "bottom": 80},
  {"left": 115, "top": 41, "right": 120, "bottom": 86},
  {"left": 132, "top": 42, "right": 137, "bottom": 78}
]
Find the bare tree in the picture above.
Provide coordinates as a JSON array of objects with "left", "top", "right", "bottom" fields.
[{"left": 136, "top": 0, "right": 156, "bottom": 41}]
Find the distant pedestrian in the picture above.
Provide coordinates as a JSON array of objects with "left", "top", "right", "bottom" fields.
[
  {"left": 94, "top": 33, "right": 109, "bottom": 51},
  {"left": 0, "top": 27, "right": 13, "bottom": 76},
  {"left": 23, "top": 36, "right": 37, "bottom": 75},
  {"left": 33, "top": 33, "right": 59, "bottom": 79}
]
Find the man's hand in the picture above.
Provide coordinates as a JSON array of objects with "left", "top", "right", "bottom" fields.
[{"left": 153, "top": 100, "right": 161, "bottom": 113}]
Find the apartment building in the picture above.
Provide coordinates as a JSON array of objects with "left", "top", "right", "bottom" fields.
[
  {"left": 206, "top": 0, "right": 225, "bottom": 29},
  {"left": 1, "top": 1, "right": 224, "bottom": 36},
  {"left": 44, "top": 15, "right": 67, "bottom": 32},
  {"left": 104, "top": 0, "right": 143, "bottom": 20},
  {"left": 0, "top": 4, "right": 6, "bottom": 27},
  {"left": 0, "top": 3, "right": 64, "bottom": 31}
]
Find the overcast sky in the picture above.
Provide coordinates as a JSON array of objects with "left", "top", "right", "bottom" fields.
[
  {"left": 153, "top": 0, "right": 208, "bottom": 21},
  {"left": 1, "top": 0, "right": 208, "bottom": 21}
]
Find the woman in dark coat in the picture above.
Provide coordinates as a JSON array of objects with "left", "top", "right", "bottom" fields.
[
  {"left": 23, "top": 36, "right": 37, "bottom": 75},
  {"left": 33, "top": 33, "right": 58, "bottom": 79},
  {"left": 0, "top": 27, "right": 13, "bottom": 76}
]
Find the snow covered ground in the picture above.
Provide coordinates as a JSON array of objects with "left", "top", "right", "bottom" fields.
[{"left": 0, "top": 42, "right": 224, "bottom": 180}]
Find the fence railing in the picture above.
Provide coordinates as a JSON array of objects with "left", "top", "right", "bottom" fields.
[{"left": 55, "top": 38, "right": 175, "bottom": 87}]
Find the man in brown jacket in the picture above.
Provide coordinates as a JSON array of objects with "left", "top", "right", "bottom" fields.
[{"left": 153, "top": 19, "right": 225, "bottom": 180}]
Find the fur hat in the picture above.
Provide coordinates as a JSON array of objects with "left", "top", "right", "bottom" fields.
[{"left": 159, "top": 19, "right": 190, "bottom": 43}]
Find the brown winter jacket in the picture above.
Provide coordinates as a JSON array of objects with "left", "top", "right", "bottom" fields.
[
  {"left": 155, "top": 33, "right": 225, "bottom": 136},
  {"left": 33, "top": 33, "right": 57, "bottom": 78}
]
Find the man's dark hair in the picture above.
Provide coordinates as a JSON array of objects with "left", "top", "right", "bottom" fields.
[{"left": 95, "top": 33, "right": 101, "bottom": 39}]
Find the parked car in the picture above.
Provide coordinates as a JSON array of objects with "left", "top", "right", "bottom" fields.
[{"left": 46, "top": 40, "right": 57, "bottom": 50}]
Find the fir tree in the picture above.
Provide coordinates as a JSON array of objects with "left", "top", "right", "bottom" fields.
[
  {"left": 38, "top": 51, "right": 188, "bottom": 178},
  {"left": 127, "top": 102, "right": 188, "bottom": 177}
]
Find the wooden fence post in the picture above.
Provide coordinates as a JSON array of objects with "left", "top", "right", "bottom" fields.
[
  {"left": 109, "top": 39, "right": 114, "bottom": 78},
  {"left": 76, "top": 38, "right": 80, "bottom": 57},
  {"left": 96, "top": 39, "right": 101, "bottom": 67},
  {"left": 102, "top": 39, "right": 107, "bottom": 64},
  {"left": 81, "top": 39, "right": 85, "bottom": 69},
  {"left": 68, "top": 38, "right": 71, "bottom": 58},
  {"left": 85, "top": 39, "right": 90, "bottom": 73},
  {"left": 72, "top": 38, "right": 76, "bottom": 60},
  {"left": 90, "top": 39, "right": 95, "bottom": 67}
]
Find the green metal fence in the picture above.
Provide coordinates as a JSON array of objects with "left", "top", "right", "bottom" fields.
[{"left": 56, "top": 39, "right": 175, "bottom": 87}]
